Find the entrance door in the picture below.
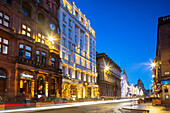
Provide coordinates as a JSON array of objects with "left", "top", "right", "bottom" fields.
[{"left": 0, "top": 71, "right": 7, "bottom": 98}]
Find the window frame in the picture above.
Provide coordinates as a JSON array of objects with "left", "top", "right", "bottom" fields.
[{"left": 0, "top": 37, "right": 9, "bottom": 55}]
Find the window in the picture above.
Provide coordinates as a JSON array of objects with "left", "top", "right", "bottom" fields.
[
  {"left": 37, "top": 33, "right": 45, "bottom": 44},
  {"left": 68, "top": 29, "right": 71, "bottom": 38},
  {"left": 62, "top": 25, "right": 66, "bottom": 34},
  {"left": 81, "top": 17, "right": 84, "bottom": 24},
  {"left": 80, "top": 39, "right": 83, "bottom": 48},
  {"left": 19, "top": 44, "right": 24, "bottom": 57},
  {"left": 0, "top": 11, "right": 10, "bottom": 27},
  {"left": 69, "top": 19, "right": 71, "bottom": 26},
  {"left": 75, "top": 71, "right": 78, "bottom": 79},
  {"left": 41, "top": 52, "right": 46, "bottom": 64},
  {"left": 51, "top": 57, "right": 55, "bottom": 67},
  {"left": 62, "top": 51, "right": 65, "bottom": 59},
  {"left": 36, "top": 50, "right": 40, "bottom": 62},
  {"left": 62, "top": 38, "right": 66, "bottom": 47},
  {"left": 68, "top": 42, "right": 71, "bottom": 50},
  {"left": 86, "top": 75, "right": 88, "bottom": 82},
  {"left": 68, "top": 54, "right": 71, "bottom": 61},
  {"left": 81, "top": 73, "right": 84, "bottom": 81},
  {"left": 22, "top": 3, "right": 31, "bottom": 17},
  {"left": 90, "top": 38, "right": 92, "bottom": 45},
  {"left": 63, "top": 14, "right": 66, "bottom": 22},
  {"left": 91, "top": 76, "right": 93, "bottom": 83},
  {"left": 85, "top": 60, "right": 87, "bottom": 67},
  {"left": 75, "top": 11, "right": 78, "bottom": 19},
  {"left": 25, "top": 45, "right": 31, "bottom": 59},
  {"left": 22, "top": 24, "right": 31, "bottom": 37},
  {"left": 68, "top": 69, "right": 72, "bottom": 78},
  {"left": 80, "top": 57, "right": 82, "bottom": 65},
  {"left": 0, "top": 37, "right": 8, "bottom": 54},
  {"left": 93, "top": 48, "right": 95, "bottom": 54}
]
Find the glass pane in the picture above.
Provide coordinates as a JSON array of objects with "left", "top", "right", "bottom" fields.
[
  {"left": 36, "top": 50, "right": 40, "bottom": 54},
  {"left": 42, "top": 40, "right": 45, "bottom": 44},
  {"left": 0, "top": 37, "right": 1, "bottom": 42},
  {"left": 19, "top": 44, "right": 24, "bottom": 49},
  {"left": 25, "top": 51, "right": 31, "bottom": 59},
  {"left": 51, "top": 58, "right": 55, "bottom": 62},
  {"left": 27, "top": 27, "right": 31, "bottom": 32},
  {"left": 3, "top": 45, "right": 8, "bottom": 54},
  {"left": 42, "top": 35, "right": 45, "bottom": 39},
  {"left": 38, "top": 33, "right": 41, "bottom": 37},
  {"left": 36, "top": 56, "right": 40, "bottom": 62},
  {"left": 4, "top": 21, "right": 9, "bottom": 27},
  {"left": 22, "top": 30, "right": 26, "bottom": 35},
  {"left": 26, "top": 45, "right": 31, "bottom": 51},
  {"left": 19, "top": 49, "right": 23, "bottom": 57},
  {"left": 62, "top": 52, "right": 65, "bottom": 58},
  {"left": 0, "top": 44, "right": 1, "bottom": 53},
  {"left": 0, "top": 19, "right": 2, "bottom": 24},
  {"left": 3, "top": 39, "right": 8, "bottom": 45},
  {"left": 38, "top": 38, "right": 41, "bottom": 42},
  {"left": 27, "top": 32, "right": 30, "bottom": 37},
  {"left": 4, "top": 15, "right": 9, "bottom": 20},
  {"left": 22, "top": 24, "right": 26, "bottom": 29},
  {"left": 41, "top": 52, "right": 46, "bottom": 56},
  {"left": 0, "top": 12, "right": 2, "bottom": 17}
]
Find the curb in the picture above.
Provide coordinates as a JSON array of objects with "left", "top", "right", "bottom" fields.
[{"left": 122, "top": 107, "right": 149, "bottom": 113}]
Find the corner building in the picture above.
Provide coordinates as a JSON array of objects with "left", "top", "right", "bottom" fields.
[
  {"left": 96, "top": 53, "right": 122, "bottom": 99},
  {"left": 59, "top": 0, "right": 98, "bottom": 100},
  {"left": 0, "top": 0, "right": 62, "bottom": 102}
]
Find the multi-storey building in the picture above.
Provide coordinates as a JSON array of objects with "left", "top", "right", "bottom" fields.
[
  {"left": 0, "top": 0, "right": 62, "bottom": 102},
  {"left": 96, "top": 53, "right": 122, "bottom": 99},
  {"left": 153, "top": 15, "right": 170, "bottom": 102},
  {"left": 58, "top": 0, "right": 98, "bottom": 100},
  {"left": 121, "top": 70, "right": 144, "bottom": 98}
]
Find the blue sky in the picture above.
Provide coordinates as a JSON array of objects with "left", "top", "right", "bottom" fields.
[{"left": 70, "top": 0, "right": 170, "bottom": 89}]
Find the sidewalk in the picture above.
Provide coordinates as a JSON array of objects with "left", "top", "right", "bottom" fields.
[
  {"left": 0, "top": 99, "right": 138, "bottom": 113},
  {"left": 122, "top": 103, "right": 170, "bottom": 113}
]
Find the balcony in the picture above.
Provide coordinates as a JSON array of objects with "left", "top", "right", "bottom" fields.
[{"left": 16, "top": 56, "right": 62, "bottom": 74}]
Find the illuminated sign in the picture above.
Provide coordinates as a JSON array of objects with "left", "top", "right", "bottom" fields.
[
  {"left": 21, "top": 73, "right": 33, "bottom": 78},
  {"left": 162, "top": 79, "right": 170, "bottom": 85}
]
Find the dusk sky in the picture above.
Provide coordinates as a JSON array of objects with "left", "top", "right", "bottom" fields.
[{"left": 70, "top": 0, "right": 170, "bottom": 89}]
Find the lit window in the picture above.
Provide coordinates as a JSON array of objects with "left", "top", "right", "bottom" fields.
[
  {"left": 0, "top": 37, "right": 8, "bottom": 54},
  {"left": 36, "top": 50, "right": 40, "bottom": 54},
  {"left": 41, "top": 52, "right": 46, "bottom": 64},
  {"left": 0, "top": 11, "right": 10, "bottom": 27},
  {"left": 25, "top": 45, "right": 31, "bottom": 59},
  {"left": 41, "top": 52, "right": 46, "bottom": 56},
  {"left": 22, "top": 24, "right": 31, "bottom": 37},
  {"left": 37, "top": 33, "right": 45, "bottom": 44},
  {"left": 51, "top": 57, "right": 55, "bottom": 67}
]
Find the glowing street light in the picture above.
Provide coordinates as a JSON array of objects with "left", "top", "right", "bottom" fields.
[
  {"left": 49, "top": 36, "right": 54, "bottom": 42},
  {"left": 151, "top": 62, "right": 156, "bottom": 68},
  {"left": 105, "top": 66, "right": 110, "bottom": 71}
]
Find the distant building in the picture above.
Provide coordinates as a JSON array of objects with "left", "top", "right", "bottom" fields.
[
  {"left": 121, "top": 69, "right": 144, "bottom": 98},
  {"left": 153, "top": 15, "right": 170, "bottom": 101},
  {"left": 96, "top": 53, "right": 122, "bottom": 99}
]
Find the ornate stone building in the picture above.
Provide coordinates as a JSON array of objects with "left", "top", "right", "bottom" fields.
[
  {"left": 0, "top": 0, "right": 62, "bottom": 102},
  {"left": 58, "top": 0, "right": 98, "bottom": 100},
  {"left": 96, "top": 53, "right": 121, "bottom": 99}
]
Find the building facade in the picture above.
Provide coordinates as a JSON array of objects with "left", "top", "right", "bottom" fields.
[
  {"left": 96, "top": 53, "right": 121, "bottom": 99},
  {"left": 153, "top": 15, "right": 170, "bottom": 101},
  {"left": 58, "top": 0, "right": 98, "bottom": 100},
  {"left": 121, "top": 70, "right": 144, "bottom": 98},
  {"left": 0, "top": 0, "right": 62, "bottom": 102}
]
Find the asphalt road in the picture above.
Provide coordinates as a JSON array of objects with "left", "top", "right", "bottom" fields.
[{"left": 34, "top": 101, "right": 140, "bottom": 113}]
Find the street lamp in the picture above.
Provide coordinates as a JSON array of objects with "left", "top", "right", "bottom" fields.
[
  {"left": 49, "top": 36, "right": 54, "bottom": 42},
  {"left": 105, "top": 66, "right": 110, "bottom": 71}
]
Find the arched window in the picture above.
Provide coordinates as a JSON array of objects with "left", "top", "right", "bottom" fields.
[
  {"left": 38, "top": 13, "right": 45, "bottom": 25},
  {"left": 0, "top": 69, "right": 7, "bottom": 98},
  {"left": 22, "top": 2, "right": 32, "bottom": 17}
]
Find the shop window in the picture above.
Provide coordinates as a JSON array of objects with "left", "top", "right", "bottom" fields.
[
  {"left": 37, "top": 33, "right": 45, "bottom": 44},
  {"left": 38, "top": 13, "right": 45, "bottom": 25},
  {"left": 22, "top": 24, "right": 31, "bottom": 37},
  {"left": 0, "top": 11, "right": 10, "bottom": 27},
  {"left": 41, "top": 52, "right": 46, "bottom": 64},
  {"left": 51, "top": 57, "right": 55, "bottom": 67},
  {"left": 22, "top": 2, "right": 32, "bottom": 17},
  {"left": 0, "top": 37, "right": 8, "bottom": 55}
]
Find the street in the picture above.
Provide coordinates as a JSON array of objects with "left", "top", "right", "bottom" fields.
[{"left": 33, "top": 101, "right": 136, "bottom": 113}]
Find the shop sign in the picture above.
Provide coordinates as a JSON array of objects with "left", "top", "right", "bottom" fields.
[{"left": 21, "top": 73, "right": 33, "bottom": 79}]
